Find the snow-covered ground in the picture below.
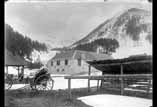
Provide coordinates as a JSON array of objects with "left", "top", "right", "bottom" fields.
[
  {"left": 9, "top": 84, "right": 27, "bottom": 90},
  {"left": 6, "top": 73, "right": 100, "bottom": 90},
  {"left": 78, "top": 94, "right": 152, "bottom": 107},
  {"left": 52, "top": 76, "right": 99, "bottom": 90},
  {"left": 5, "top": 67, "right": 101, "bottom": 90}
]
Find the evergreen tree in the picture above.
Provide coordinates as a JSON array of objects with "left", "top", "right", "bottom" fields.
[
  {"left": 5, "top": 24, "right": 48, "bottom": 60},
  {"left": 73, "top": 38, "right": 119, "bottom": 55}
]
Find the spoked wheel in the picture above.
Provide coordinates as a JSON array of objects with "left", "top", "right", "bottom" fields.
[
  {"left": 5, "top": 78, "right": 13, "bottom": 90},
  {"left": 34, "top": 75, "right": 54, "bottom": 93}
]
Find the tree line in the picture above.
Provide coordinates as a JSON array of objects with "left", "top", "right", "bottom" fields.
[
  {"left": 73, "top": 38, "right": 119, "bottom": 55},
  {"left": 5, "top": 24, "right": 48, "bottom": 61}
]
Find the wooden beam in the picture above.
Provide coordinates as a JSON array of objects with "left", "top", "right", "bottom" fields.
[
  {"left": 64, "top": 74, "right": 152, "bottom": 80},
  {"left": 120, "top": 64, "right": 124, "bottom": 95},
  {"left": 6, "top": 66, "right": 8, "bottom": 75},
  {"left": 90, "top": 60, "right": 152, "bottom": 67},
  {"left": 88, "top": 65, "right": 91, "bottom": 76},
  {"left": 88, "top": 65, "right": 91, "bottom": 92},
  {"left": 17, "top": 66, "right": 19, "bottom": 77},
  {"left": 68, "top": 79, "right": 72, "bottom": 99},
  {"left": 23, "top": 65, "right": 24, "bottom": 74},
  {"left": 147, "top": 78, "right": 152, "bottom": 95},
  {"left": 97, "top": 80, "right": 100, "bottom": 91}
]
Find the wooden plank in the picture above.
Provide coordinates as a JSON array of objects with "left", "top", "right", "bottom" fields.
[
  {"left": 90, "top": 60, "right": 152, "bottom": 66},
  {"left": 97, "top": 80, "right": 100, "bottom": 91},
  {"left": 64, "top": 74, "right": 152, "bottom": 79},
  {"left": 120, "top": 64, "right": 124, "bottom": 95},
  {"left": 88, "top": 65, "right": 91, "bottom": 92},
  {"left": 147, "top": 78, "right": 152, "bottom": 94},
  {"left": 6, "top": 66, "right": 8, "bottom": 75},
  {"left": 17, "top": 66, "right": 19, "bottom": 77},
  {"left": 68, "top": 79, "right": 72, "bottom": 99}
]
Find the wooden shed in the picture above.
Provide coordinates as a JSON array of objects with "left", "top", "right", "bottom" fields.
[
  {"left": 87, "top": 54, "right": 152, "bottom": 75},
  {"left": 5, "top": 50, "right": 28, "bottom": 77}
]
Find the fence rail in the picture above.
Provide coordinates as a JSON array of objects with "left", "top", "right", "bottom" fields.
[
  {"left": 64, "top": 74, "right": 152, "bottom": 99},
  {"left": 65, "top": 74, "right": 152, "bottom": 79}
]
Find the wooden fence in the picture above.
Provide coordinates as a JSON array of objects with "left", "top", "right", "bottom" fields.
[{"left": 64, "top": 74, "right": 152, "bottom": 98}]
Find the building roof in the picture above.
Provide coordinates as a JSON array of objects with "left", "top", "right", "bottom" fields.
[
  {"left": 87, "top": 55, "right": 152, "bottom": 74},
  {"left": 51, "top": 50, "right": 113, "bottom": 61},
  {"left": 5, "top": 49, "right": 28, "bottom": 66}
]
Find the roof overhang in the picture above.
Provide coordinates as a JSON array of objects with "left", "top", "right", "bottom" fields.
[{"left": 87, "top": 55, "right": 152, "bottom": 74}]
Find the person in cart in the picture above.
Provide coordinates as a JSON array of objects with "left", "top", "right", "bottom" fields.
[{"left": 33, "top": 66, "right": 53, "bottom": 89}]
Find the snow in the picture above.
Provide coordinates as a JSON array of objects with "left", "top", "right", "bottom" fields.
[
  {"left": 108, "top": 0, "right": 149, "bottom": 4},
  {"left": 78, "top": 94, "right": 152, "bottom": 107},
  {"left": 124, "top": 88, "right": 152, "bottom": 93},
  {"left": 7, "top": 0, "right": 105, "bottom": 2},
  {"left": 52, "top": 76, "right": 99, "bottom": 90},
  {"left": 10, "top": 84, "right": 27, "bottom": 90},
  {"left": 5, "top": 84, "right": 28, "bottom": 90},
  {"left": 5, "top": 67, "right": 18, "bottom": 75},
  {"left": 6, "top": 73, "right": 100, "bottom": 90},
  {"left": 129, "top": 84, "right": 147, "bottom": 87}
]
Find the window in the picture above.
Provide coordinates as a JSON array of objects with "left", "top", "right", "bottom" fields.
[
  {"left": 57, "top": 60, "right": 60, "bottom": 65},
  {"left": 65, "top": 59, "right": 68, "bottom": 65},
  {"left": 78, "top": 58, "right": 81, "bottom": 66},
  {"left": 57, "top": 69, "right": 59, "bottom": 72},
  {"left": 51, "top": 61, "right": 53, "bottom": 66}
]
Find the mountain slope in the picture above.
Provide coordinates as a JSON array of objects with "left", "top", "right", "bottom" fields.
[{"left": 70, "top": 8, "right": 152, "bottom": 49}]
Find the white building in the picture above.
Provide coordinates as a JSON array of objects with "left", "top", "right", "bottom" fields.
[{"left": 47, "top": 50, "right": 113, "bottom": 75}]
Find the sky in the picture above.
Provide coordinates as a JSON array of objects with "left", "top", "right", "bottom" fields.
[{"left": 5, "top": 0, "right": 152, "bottom": 48}]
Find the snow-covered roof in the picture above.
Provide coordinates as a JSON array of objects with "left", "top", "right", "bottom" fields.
[{"left": 51, "top": 50, "right": 113, "bottom": 61}]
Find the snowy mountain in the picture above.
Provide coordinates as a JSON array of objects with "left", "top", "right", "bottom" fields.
[{"left": 69, "top": 8, "right": 152, "bottom": 58}]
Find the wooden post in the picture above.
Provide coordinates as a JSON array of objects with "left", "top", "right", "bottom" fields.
[
  {"left": 97, "top": 80, "right": 100, "bottom": 91},
  {"left": 100, "top": 71, "right": 104, "bottom": 88},
  {"left": 68, "top": 78, "right": 71, "bottom": 99},
  {"left": 18, "top": 66, "right": 19, "bottom": 77},
  {"left": 6, "top": 66, "right": 8, "bottom": 75},
  {"left": 147, "top": 78, "right": 151, "bottom": 95},
  {"left": 22, "top": 66, "right": 24, "bottom": 76},
  {"left": 120, "top": 64, "right": 124, "bottom": 95},
  {"left": 88, "top": 65, "right": 91, "bottom": 92}
]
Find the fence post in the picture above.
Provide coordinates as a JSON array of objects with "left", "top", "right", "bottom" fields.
[
  {"left": 6, "top": 66, "right": 8, "bottom": 75},
  {"left": 97, "top": 80, "right": 100, "bottom": 91},
  {"left": 147, "top": 78, "right": 151, "bottom": 95},
  {"left": 68, "top": 78, "right": 71, "bottom": 99},
  {"left": 88, "top": 65, "right": 91, "bottom": 92},
  {"left": 120, "top": 64, "right": 124, "bottom": 95}
]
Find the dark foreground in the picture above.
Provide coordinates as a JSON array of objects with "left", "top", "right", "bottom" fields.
[{"left": 5, "top": 87, "right": 152, "bottom": 107}]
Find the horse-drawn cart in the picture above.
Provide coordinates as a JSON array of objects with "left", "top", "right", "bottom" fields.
[
  {"left": 5, "top": 50, "right": 54, "bottom": 91},
  {"left": 5, "top": 67, "right": 54, "bottom": 91}
]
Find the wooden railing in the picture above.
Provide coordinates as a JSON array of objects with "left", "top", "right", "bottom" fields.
[{"left": 64, "top": 74, "right": 152, "bottom": 98}]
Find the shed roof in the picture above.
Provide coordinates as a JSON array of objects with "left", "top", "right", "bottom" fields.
[
  {"left": 5, "top": 50, "right": 28, "bottom": 66},
  {"left": 87, "top": 55, "right": 152, "bottom": 74}
]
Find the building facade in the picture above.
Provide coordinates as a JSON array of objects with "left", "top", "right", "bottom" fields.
[{"left": 47, "top": 50, "right": 112, "bottom": 75}]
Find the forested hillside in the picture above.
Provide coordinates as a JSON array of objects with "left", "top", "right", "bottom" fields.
[
  {"left": 70, "top": 8, "right": 152, "bottom": 57},
  {"left": 73, "top": 38, "right": 119, "bottom": 55},
  {"left": 5, "top": 24, "right": 48, "bottom": 61}
]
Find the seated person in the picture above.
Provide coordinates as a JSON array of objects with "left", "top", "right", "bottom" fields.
[{"left": 34, "top": 67, "right": 49, "bottom": 84}]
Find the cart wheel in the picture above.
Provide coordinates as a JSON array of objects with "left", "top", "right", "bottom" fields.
[
  {"left": 34, "top": 75, "right": 54, "bottom": 92},
  {"left": 5, "top": 78, "right": 13, "bottom": 90}
]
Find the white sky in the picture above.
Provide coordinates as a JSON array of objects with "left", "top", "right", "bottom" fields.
[{"left": 5, "top": 1, "right": 151, "bottom": 48}]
